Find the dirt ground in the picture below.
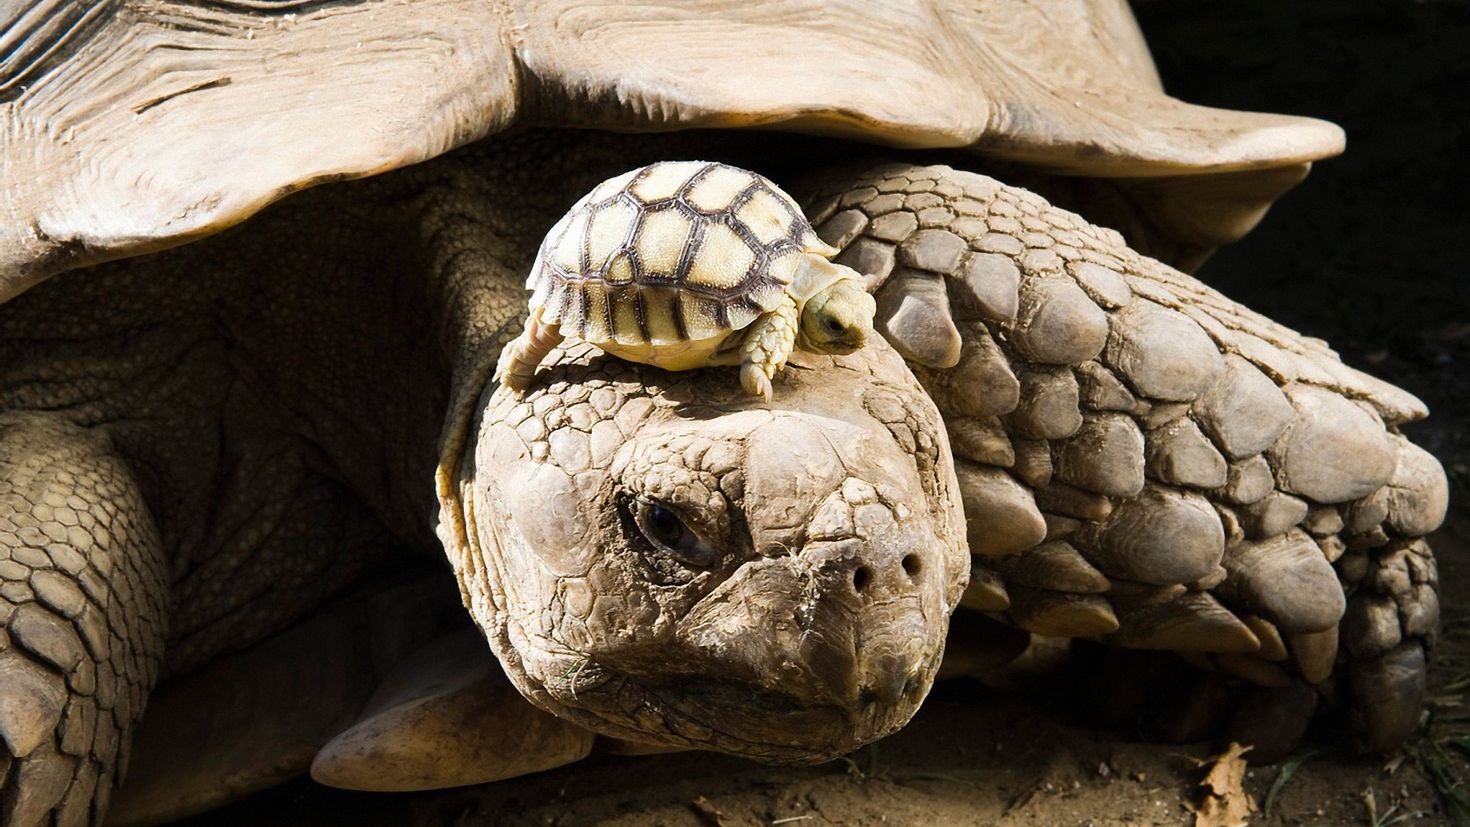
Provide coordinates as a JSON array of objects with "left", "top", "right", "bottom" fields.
[{"left": 189, "top": 2, "right": 1470, "bottom": 825}]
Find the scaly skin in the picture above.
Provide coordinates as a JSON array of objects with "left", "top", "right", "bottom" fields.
[{"left": 0, "top": 132, "right": 1447, "bottom": 823}]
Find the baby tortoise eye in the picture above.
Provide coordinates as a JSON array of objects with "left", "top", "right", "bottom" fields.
[{"left": 633, "top": 497, "right": 722, "bottom": 568}]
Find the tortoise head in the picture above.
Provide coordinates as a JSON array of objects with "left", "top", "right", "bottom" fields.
[
  {"left": 799, "top": 274, "right": 876, "bottom": 355},
  {"left": 440, "top": 339, "right": 967, "bottom": 763}
]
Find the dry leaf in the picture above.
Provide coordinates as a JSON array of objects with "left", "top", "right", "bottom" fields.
[{"left": 1186, "top": 742, "right": 1257, "bottom": 827}]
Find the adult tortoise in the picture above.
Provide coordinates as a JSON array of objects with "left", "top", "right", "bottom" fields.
[{"left": 0, "top": 1, "right": 1448, "bottom": 825}]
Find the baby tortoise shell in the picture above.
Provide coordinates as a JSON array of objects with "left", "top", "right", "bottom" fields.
[{"left": 498, "top": 161, "right": 873, "bottom": 398}]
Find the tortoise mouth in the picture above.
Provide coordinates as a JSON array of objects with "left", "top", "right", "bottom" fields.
[{"left": 642, "top": 675, "right": 926, "bottom": 764}]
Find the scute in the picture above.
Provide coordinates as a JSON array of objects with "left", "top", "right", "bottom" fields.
[
  {"left": 634, "top": 208, "right": 695, "bottom": 278},
  {"left": 630, "top": 161, "right": 709, "bottom": 203},
  {"left": 685, "top": 223, "right": 757, "bottom": 291},
  {"left": 530, "top": 161, "right": 819, "bottom": 346},
  {"left": 687, "top": 166, "right": 758, "bottom": 213}
]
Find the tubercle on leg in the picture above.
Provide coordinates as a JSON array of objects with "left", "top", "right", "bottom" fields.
[{"left": 493, "top": 309, "right": 564, "bottom": 392}]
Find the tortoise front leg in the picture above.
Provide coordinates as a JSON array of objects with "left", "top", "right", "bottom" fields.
[
  {"left": 802, "top": 162, "right": 1447, "bottom": 755},
  {"left": 738, "top": 293, "right": 798, "bottom": 402},
  {"left": 0, "top": 413, "right": 168, "bottom": 826}
]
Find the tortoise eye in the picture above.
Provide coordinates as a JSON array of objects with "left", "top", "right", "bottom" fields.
[
  {"left": 633, "top": 497, "right": 721, "bottom": 568},
  {"left": 824, "top": 317, "right": 845, "bottom": 334}
]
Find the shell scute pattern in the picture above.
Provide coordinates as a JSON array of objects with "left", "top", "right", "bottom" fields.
[{"left": 530, "top": 161, "right": 825, "bottom": 347}]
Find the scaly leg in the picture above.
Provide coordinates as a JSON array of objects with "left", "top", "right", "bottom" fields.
[
  {"left": 738, "top": 294, "right": 798, "bottom": 402},
  {"left": 493, "top": 308, "right": 564, "bottom": 392},
  {"left": 0, "top": 413, "right": 168, "bottom": 826}
]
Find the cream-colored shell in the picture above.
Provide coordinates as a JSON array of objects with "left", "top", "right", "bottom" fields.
[{"left": 528, "top": 162, "right": 839, "bottom": 360}]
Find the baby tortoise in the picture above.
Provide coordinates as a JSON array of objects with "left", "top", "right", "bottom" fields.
[{"left": 494, "top": 161, "right": 877, "bottom": 400}]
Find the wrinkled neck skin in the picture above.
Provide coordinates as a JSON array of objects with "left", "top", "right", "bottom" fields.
[{"left": 437, "top": 334, "right": 968, "bottom": 762}]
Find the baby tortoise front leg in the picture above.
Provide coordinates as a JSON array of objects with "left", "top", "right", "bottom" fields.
[
  {"left": 803, "top": 162, "right": 1448, "bottom": 756},
  {"left": 494, "top": 308, "right": 566, "bottom": 392},
  {"left": 737, "top": 293, "right": 798, "bottom": 402},
  {"left": 0, "top": 413, "right": 168, "bottom": 826}
]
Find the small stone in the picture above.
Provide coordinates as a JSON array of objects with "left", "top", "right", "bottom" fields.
[
  {"left": 1221, "top": 456, "right": 1274, "bottom": 505},
  {"left": 1219, "top": 529, "right": 1346, "bottom": 633},
  {"left": 1075, "top": 361, "right": 1138, "bottom": 412},
  {"left": 1147, "top": 419, "right": 1227, "bottom": 489},
  {"left": 835, "top": 238, "right": 896, "bottom": 290},
  {"left": 952, "top": 253, "right": 1021, "bottom": 322},
  {"left": 816, "top": 209, "right": 868, "bottom": 250},
  {"left": 1055, "top": 413, "right": 1145, "bottom": 498},
  {"left": 1010, "top": 278, "right": 1109, "bottom": 366},
  {"left": 1105, "top": 301, "right": 1224, "bottom": 402},
  {"left": 955, "top": 463, "right": 1047, "bottom": 557},
  {"left": 1080, "top": 485, "right": 1224, "bottom": 585},
  {"left": 1006, "top": 586, "right": 1118, "bottom": 637},
  {"left": 1383, "top": 436, "right": 1448, "bottom": 537},
  {"left": 1009, "top": 368, "right": 1083, "bottom": 440},
  {"left": 899, "top": 229, "right": 967, "bottom": 274},
  {"left": 1242, "top": 492, "right": 1309, "bottom": 539},
  {"left": 867, "top": 211, "right": 918, "bottom": 243},
  {"left": 1193, "top": 356, "right": 1295, "bottom": 459},
  {"left": 1068, "top": 261, "right": 1132, "bottom": 308},
  {"left": 995, "top": 540, "right": 1110, "bottom": 593},
  {"left": 876, "top": 271, "right": 962, "bottom": 368},
  {"left": 1268, "top": 385, "right": 1395, "bottom": 503}
]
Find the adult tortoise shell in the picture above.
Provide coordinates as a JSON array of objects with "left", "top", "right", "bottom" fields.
[{"left": 495, "top": 161, "right": 877, "bottom": 399}]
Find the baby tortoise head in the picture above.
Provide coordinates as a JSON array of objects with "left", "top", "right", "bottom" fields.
[
  {"left": 798, "top": 277, "right": 877, "bottom": 355},
  {"left": 447, "top": 337, "right": 968, "bottom": 763}
]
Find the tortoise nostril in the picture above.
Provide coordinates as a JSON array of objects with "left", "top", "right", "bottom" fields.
[
  {"left": 901, "top": 554, "right": 922, "bottom": 579},
  {"left": 852, "top": 565, "right": 873, "bottom": 593}
]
